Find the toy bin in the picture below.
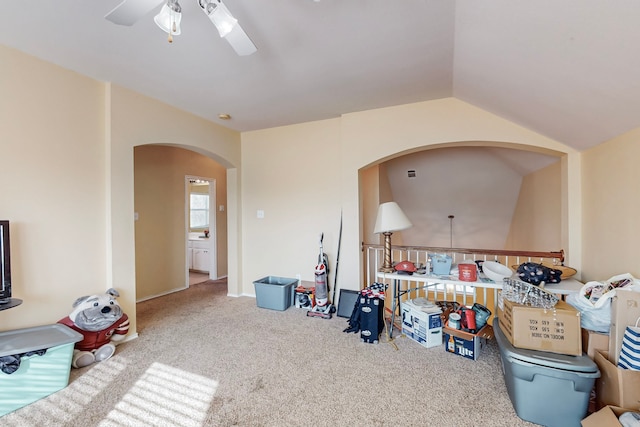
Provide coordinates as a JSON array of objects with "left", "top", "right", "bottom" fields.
[
  {"left": 253, "top": 276, "right": 297, "bottom": 311},
  {"left": 0, "top": 324, "right": 84, "bottom": 416},
  {"left": 493, "top": 318, "right": 599, "bottom": 427}
]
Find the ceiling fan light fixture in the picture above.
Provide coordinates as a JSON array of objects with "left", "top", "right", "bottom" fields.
[
  {"left": 154, "top": 1, "right": 182, "bottom": 35},
  {"left": 201, "top": 0, "right": 238, "bottom": 38}
]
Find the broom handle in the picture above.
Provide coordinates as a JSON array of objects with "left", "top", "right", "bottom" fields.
[{"left": 332, "top": 211, "right": 343, "bottom": 304}]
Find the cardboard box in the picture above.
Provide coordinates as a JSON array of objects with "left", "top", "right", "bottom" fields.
[
  {"left": 608, "top": 290, "right": 640, "bottom": 364},
  {"left": 581, "top": 405, "right": 638, "bottom": 427},
  {"left": 294, "top": 282, "right": 316, "bottom": 311},
  {"left": 401, "top": 302, "right": 443, "bottom": 348},
  {"left": 582, "top": 328, "right": 610, "bottom": 360},
  {"left": 498, "top": 298, "right": 582, "bottom": 356},
  {"left": 594, "top": 350, "right": 640, "bottom": 411},
  {"left": 443, "top": 323, "right": 493, "bottom": 360}
]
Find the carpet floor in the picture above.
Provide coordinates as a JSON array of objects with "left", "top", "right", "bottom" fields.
[{"left": 1, "top": 280, "right": 538, "bottom": 426}]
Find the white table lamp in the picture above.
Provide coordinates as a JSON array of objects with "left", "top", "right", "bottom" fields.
[{"left": 374, "top": 202, "right": 412, "bottom": 272}]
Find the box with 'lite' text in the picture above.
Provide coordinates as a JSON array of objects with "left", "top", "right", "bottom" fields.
[{"left": 443, "top": 323, "right": 493, "bottom": 361}]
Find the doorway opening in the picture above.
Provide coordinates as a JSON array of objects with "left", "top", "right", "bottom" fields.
[{"left": 185, "top": 175, "right": 217, "bottom": 286}]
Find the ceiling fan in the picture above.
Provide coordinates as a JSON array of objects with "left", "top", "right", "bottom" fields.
[{"left": 105, "top": 0, "right": 257, "bottom": 56}]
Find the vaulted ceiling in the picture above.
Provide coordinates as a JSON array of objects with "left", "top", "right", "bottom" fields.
[{"left": 2, "top": 1, "right": 639, "bottom": 152}]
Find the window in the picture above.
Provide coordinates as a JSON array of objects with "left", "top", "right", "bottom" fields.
[{"left": 190, "top": 193, "right": 209, "bottom": 229}]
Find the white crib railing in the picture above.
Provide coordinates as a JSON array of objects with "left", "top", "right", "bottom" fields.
[
  {"left": 363, "top": 243, "right": 565, "bottom": 288},
  {"left": 362, "top": 243, "right": 566, "bottom": 325}
]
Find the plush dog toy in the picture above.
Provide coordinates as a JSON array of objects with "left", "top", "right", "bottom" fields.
[{"left": 58, "top": 288, "right": 129, "bottom": 368}]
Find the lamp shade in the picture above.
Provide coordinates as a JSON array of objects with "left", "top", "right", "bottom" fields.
[
  {"left": 373, "top": 202, "right": 412, "bottom": 233},
  {"left": 154, "top": 3, "right": 182, "bottom": 35}
]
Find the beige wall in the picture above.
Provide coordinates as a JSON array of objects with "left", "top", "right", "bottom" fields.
[
  {"left": 134, "top": 145, "right": 228, "bottom": 301},
  {"left": 360, "top": 165, "right": 382, "bottom": 249},
  {"left": 505, "top": 160, "right": 562, "bottom": 252},
  {"left": 0, "top": 45, "right": 107, "bottom": 329},
  {"left": 338, "top": 99, "right": 581, "bottom": 290},
  {"left": 0, "top": 46, "right": 240, "bottom": 336},
  {"left": 382, "top": 147, "right": 525, "bottom": 249},
  {"left": 581, "top": 129, "right": 640, "bottom": 282},
  {"left": 7, "top": 42, "right": 637, "bottom": 337},
  {"left": 240, "top": 99, "right": 580, "bottom": 296},
  {"left": 240, "top": 119, "right": 342, "bottom": 288},
  {"left": 108, "top": 85, "right": 241, "bottom": 335}
]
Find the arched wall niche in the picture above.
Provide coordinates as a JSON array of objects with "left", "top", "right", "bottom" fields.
[
  {"left": 359, "top": 139, "right": 570, "bottom": 269},
  {"left": 363, "top": 140, "right": 566, "bottom": 167}
]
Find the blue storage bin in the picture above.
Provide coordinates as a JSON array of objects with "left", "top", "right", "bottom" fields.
[
  {"left": 253, "top": 276, "right": 297, "bottom": 311},
  {"left": 0, "top": 324, "right": 84, "bottom": 416},
  {"left": 494, "top": 318, "right": 600, "bottom": 427}
]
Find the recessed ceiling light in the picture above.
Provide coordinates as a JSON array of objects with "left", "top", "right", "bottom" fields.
[{"left": 218, "top": 113, "right": 231, "bottom": 120}]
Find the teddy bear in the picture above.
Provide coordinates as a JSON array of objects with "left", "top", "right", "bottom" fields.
[{"left": 58, "top": 288, "right": 129, "bottom": 368}]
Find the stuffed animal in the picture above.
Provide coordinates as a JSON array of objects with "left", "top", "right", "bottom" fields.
[{"left": 58, "top": 288, "right": 129, "bottom": 368}]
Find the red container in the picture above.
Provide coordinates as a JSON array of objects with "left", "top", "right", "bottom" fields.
[{"left": 458, "top": 263, "right": 477, "bottom": 282}]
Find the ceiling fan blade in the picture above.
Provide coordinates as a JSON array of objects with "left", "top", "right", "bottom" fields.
[
  {"left": 105, "top": 0, "right": 164, "bottom": 26},
  {"left": 224, "top": 24, "right": 257, "bottom": 56},
  {"left": 197, "top": 0, "right": 257, "bottom": 56}
]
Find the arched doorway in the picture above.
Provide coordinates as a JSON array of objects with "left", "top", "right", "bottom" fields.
[{"left": 133, "top": 144, "right": 229, "bottom": 301}]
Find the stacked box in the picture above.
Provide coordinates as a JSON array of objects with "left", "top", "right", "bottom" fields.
[
  {"left": 443, "top": 323, "right": 493, "bottom": 360},
  {"left": 0, "top": 324, "right": 83, "bottom": 416},
  {"left": 497, "top": 297, "right": 582, "bottom": 356},
  {"left": 253, "top": 276, "right": 297, "bottom": 311},
  {"left": 594, "top": 349, "right": 640, "bottom": 411},
  {"left": 608, "top": 290, "right": 640, "bottom": 364},
  {"left": 401, "top": 301, "right": 442, "bottom": 348},
  {"left": 582, "top": 328, "right": 609, "bottom": 360},
  {"left": 582, "top": 405, "right": 636, "bottom": 427}
]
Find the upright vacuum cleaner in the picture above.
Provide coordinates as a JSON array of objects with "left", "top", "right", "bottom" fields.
[{"left": 307, "top": 233, "right": 333, "bottom": 319}]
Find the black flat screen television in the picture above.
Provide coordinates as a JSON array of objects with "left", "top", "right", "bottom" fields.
[{"left": 1, "top": 220, "right": 12, "bottom": 304}]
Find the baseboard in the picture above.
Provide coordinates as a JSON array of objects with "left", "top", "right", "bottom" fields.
[
  {"left": 119, "top": 332, "right": 139, "bottom": 344},
  {"left": 136, "top": 286, "right": 187, "bottom": 303}
]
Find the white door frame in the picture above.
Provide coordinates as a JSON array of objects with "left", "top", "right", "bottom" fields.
[{"left": 185, "top": 175, "right": 217, "bottom": 284}]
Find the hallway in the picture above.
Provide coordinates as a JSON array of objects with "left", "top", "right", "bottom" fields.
[{"left": 188, "top": 271, "right": 209, "bottom": 286}]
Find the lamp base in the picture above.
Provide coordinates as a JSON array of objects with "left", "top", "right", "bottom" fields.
[{"left": 379, "top": 231, "right": 395, "bottom": 274}]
